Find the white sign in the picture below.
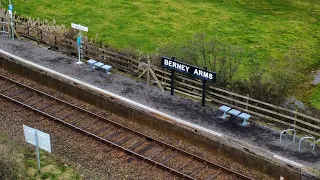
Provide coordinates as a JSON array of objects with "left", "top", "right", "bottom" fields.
[
  {"left": 71, "top": 23, "right": 88, "bottom": 32},
  {"left": 23, "top": 125, "right": 51, "bottom": 153}
]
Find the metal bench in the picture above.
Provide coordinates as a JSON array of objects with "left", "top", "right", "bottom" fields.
[
  {"left": 101, "top": 64, "right": 112, "bottom": 74},
  {"left": 87, "top": 59, "right": 112, "bottom": 74},
  {"left": 238, "top": 112, "right": 251, "bottom": 126},
  {"left": 87, "top": 59, "right": 97, "bottom": 69},
  {"left": 1, "top": 22, "right": 9, "bottom": 35},
  {"left": 219, "top": 105, "right": 231, "bottom": 119},
  {"left": 93, "top": 62, "right": 104, "bottom": 69},
  {"left": 219, "top": 105, "right": 251, "bottom": 126}
]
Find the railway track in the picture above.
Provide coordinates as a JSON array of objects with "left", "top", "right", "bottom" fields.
[{"left": 0, "top": 74, "right": 253, "bottom": 180}]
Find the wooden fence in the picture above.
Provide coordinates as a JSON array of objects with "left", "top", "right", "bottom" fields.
[{"left": 1, "top": 10, "right": 319, "bottom": 139}]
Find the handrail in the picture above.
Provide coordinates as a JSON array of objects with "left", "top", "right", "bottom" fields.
[
  {"left": 280, "top": 129, "right": 296, "bottom": 144},
  {"left": 298, "top": 136, "right": 316, "bottom": 151}
]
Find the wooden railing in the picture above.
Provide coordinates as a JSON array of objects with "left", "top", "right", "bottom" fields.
[
  {"left": 149, "top": 66, "right": 320, "bottom": 138},
  {"left": 1, "top": 11, "right": 319, "bottom": 138}
]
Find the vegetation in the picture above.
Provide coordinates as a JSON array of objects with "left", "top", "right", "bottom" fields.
[
  {"left": 308, "top": 85, "right": 320, "bottom": 109},
  {"left": 161, "top": 34, "right": 308, "bottom": 103},
  {"left": 0, "top": 134, "right": 81, "bottom": 180},
  {"left": 0, "top": 0, "right": 319, "bottom": 107},
  {"left": 1, "top": 0, "right": 318, "bottom": 63}
]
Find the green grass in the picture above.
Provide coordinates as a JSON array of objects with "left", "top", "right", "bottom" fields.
[
  {"left": 1, "top": 0, "right": 320, "bottom": 107},
  {"left": 309, "top": 85, "right": 320, "bottom": 109},
  {"left": 0, "top": 134, "right": 81, "bottom": 180},
  {"left": 1, "top": 0, "right": 319, "bottom": 66}
]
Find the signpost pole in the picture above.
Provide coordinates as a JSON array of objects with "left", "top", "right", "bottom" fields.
[
  {"left": 170, "top": 57, "right": 175, "bottom": 96},
  {"left": 202, "top": 80, "right": 206, "bottom": 107},
  {"left": 202, "top": 67, "right": 207, "bottom": 107},
  {"left": 35, "top": 131, "right": 41, "bottom": 173},
  {"left": 8, "top": 0, "right": 14, "bottom": 41},
  {"left": 76, "top": 30, "right": 83, "bottom": 65}
]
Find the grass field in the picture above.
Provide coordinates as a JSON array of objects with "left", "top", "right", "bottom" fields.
[
  {"left": 2, "top": 0, "right": 319, "bottom": 64},
  {"left": 1, "top": 0, "right": 320, "bottom": 107}
]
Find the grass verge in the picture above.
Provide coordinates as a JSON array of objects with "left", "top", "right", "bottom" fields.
[{"left": 0, "top": 134, "right": 81, "bottom": 180}]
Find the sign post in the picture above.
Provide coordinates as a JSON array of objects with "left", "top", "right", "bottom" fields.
[
  {"left": 202, "top": 67, "right": 207, "bottom": 107},
  {"left": 170, "top": 57, "right": 175, "bottom": 96},
  {"left": 161, "top": 57, "right": 216, "bottom": 107},
  {"left": 35, "top": 131, "right": 41, "bottom": 171},
  {"left": 71, "top": 23, "right": 88, "bottom": 65},
  {"left": 23, "top": 125, "right": 51, "bottom": 173},
  {"left": 8, "top": 0, "right": 14, "bottom": 41}
]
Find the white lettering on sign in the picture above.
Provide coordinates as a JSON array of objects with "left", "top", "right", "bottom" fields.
[
  {"left": 193, "top": 69, "right": 214, "bottom": 80},
  {"left": 163, "top": 57, "right": 215, "bottom": 81},
  {"left": 71, "top": 23, "right": 88, "bottom": 32},
  {"left": 164, "top": 59, "right": 190, "bottom": 73}
]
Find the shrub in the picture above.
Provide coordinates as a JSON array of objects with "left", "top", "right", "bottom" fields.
[{"left": 0, "top": 137, "right": 26, "bottom": 180}]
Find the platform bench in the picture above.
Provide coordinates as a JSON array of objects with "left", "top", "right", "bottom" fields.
[
  {"left": 219, "top": 105, "right": 251, "bottom": 126},
  {"left": 87, "top": 59, "right": 112, "bottom": 74},
  {"left": 87, "top": 59, "right": 97, "bottom": 69}
]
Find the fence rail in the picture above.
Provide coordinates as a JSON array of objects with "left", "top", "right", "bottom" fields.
[{"left": 1, "top": 11, "right": 319, "bottom": 138}]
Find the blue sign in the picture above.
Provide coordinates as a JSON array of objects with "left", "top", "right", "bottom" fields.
[
  {"left": 77, "top": 36, "right": 82, "bottom": 45},
  {"left": 8, "top": 4, "right": 13, "bottom": 11}
]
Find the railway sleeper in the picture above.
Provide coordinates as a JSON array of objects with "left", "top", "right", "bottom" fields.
[
  {"left": 115, "top": 136, "right": 133, "bottom": 145},
  {"left": 160, "top": 152, "right": 178, "bottom": 165},
  {"left": 137, "top": 143, "right": 154, "bottom": 154}
]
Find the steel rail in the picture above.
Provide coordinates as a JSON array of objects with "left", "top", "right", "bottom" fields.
[{"left": 0, "top": 74, "right": 253, "bottom": 180}]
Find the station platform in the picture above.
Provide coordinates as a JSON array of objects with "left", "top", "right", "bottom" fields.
[{"left": 0, "top": 36, "right": 319, "bottom": 178}]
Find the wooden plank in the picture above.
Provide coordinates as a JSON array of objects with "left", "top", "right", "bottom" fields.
[
  {"left": 160, "top": 152, "right": 178, "bottom": 165},
  {"left": 128, "top": 141, "right": 144, "bottom": 150},
  {"left": 94, "top": 124, "right": 111, "bottom": 134},
  {"left": 137, "top": 143, "right": 154, "bottom": 154},
  {"left": 150, "top": 68, "right": 164, "bottom": 91},
  {"left": 115, "top": 136, "right": 133, "bottom": 145},
  {"left": 105, "top": 131, "right": 122, "bottom": 140},
  {"left": 80, "top": 119, "right": 100, "bottom": 130}
]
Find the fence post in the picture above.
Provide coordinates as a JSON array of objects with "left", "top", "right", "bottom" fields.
[
  {"left": 246, "top": 94, "right": 249, "bottom": 110},
  {"left": 294, "top": 109, "right": 297, "bottom": 127},
  {"left": 147, "top": 56, "right": 150, "bottom": 86}
]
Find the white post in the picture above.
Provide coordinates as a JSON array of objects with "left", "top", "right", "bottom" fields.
[
  {"left": 8, "top": 0, "right": 14, "bottom": 41},
  {"left": 76, "top": 30, "right": 83, "bottom": 64},
  {"left": 35, "top": 131, "right": 41, "bottom": 173}
]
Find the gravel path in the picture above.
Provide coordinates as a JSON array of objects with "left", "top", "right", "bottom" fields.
[{"left": 0, "top": 36, "right": 319, "bottom": 171}]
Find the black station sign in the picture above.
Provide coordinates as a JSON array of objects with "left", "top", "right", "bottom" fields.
[{"left": 161, "top": 57, "right": 216, "bottom": 82}]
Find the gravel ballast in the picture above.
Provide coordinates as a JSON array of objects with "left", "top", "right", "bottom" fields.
[
  {"left": 0, "top": 36, "right": 319, "bottom": 172},
  {"left": 0, "top": 69, "right": 270, "bottom": 179}
]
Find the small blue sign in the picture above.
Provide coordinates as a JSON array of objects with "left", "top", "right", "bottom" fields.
[
  {"left": 77, "top": 36, "right": 82, "bottom": 45},
  {"left": 8, "top": 4, "right": 13, "bottom": 11}
]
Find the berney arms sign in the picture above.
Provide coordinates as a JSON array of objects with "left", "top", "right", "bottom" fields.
[{"left": 161, "top": 57, "right": 216, "bottom": 82}]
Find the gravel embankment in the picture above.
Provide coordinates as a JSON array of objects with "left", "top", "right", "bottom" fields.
[
  {"left": 0, "top": 36, "right": 319, "bottom": 171},
  {"left": 0, "top": 69, "right": 270, "bottom": 179}
]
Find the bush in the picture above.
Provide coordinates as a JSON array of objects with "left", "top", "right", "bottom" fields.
[
  {"left": 0, "top": 137, "right": 26, "bottom": 180},
  {"left": 231, "top": 50, "right": 308, "bottom": 104},
  {"left": 159, "top": 33, "right": 308, "bottom": 105}
]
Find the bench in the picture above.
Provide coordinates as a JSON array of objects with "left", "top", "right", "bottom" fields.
[
  {"left": 87, "top": 59, "right": 112, "bottom": 74},
  {"left": 219, "top": 105, "right": 251, "bottom": 126},
  {"left": 87, "top": 59, "right": 97, "bottom": 69}
]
